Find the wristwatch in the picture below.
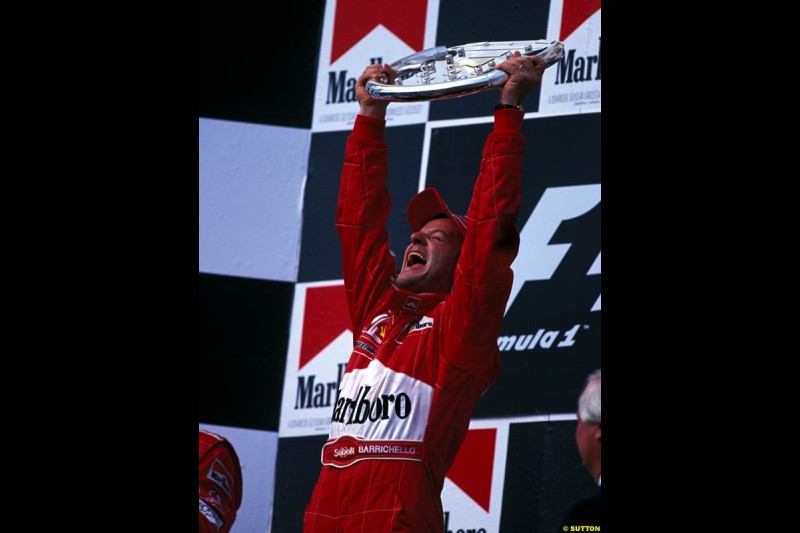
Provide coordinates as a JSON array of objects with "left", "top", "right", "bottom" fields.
[{"left": 495, "top": 103, "right": 523, "bottom": 111}]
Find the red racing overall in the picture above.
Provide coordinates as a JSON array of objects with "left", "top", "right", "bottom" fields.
[{"left": 304, "top": 108, "right": 525, "bottom": 532}]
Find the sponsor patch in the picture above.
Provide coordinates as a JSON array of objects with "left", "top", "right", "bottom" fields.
[
  {"left": 403, "top": 296, "right": 421, "bottom": 311},
  {"left": 330, "top": 385, "right": 413, "bottom": 425},
  {"left": 322, "top": 435, "right": 425, "bottom": 468},
  {"left": 207, "top": 458, "right": 233, "bottom": 497},
  {"left": 202, "top": 490, "right": 222, "bottom": 507},
  {"left": 409, "top": 315, "right": 433, "bottom": 333},
  {"left": 199, "top": 498, "right": 223, "bottom": 528}
]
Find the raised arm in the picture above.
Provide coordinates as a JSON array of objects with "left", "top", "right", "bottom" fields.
[
  {"left": 442, "top": 52, "right": 546, "bottom": 366},
  {"left": 335, "top": 63, "right": 401, "bottom": 331}
]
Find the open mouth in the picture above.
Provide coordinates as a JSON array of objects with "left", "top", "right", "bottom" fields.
[{"left": 406, "top": 251, "right": 426, "bottom": 268}]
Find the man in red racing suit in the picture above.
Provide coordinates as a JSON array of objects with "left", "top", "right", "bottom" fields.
[{"left": 304, "top": 52, "right": 546, "bottom": 533}]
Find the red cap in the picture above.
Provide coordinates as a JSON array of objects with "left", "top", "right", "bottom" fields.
[{"left": 407, "top": 188, "right": 467, "bottom": 237}]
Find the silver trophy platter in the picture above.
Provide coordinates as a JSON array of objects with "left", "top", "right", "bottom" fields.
[{"left": 366, "top": 39, "right": 564, "bottom": 102}]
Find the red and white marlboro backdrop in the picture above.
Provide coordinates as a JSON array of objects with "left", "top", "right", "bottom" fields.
[
  {"left": 200, "top": 0, "right": 600, "bottom": 531},
  {"left": 311, "top": 0, "right": 441, "bottom": 131},
  {"left": 540, "top": 0, "right": 601, "bottom": 114}
]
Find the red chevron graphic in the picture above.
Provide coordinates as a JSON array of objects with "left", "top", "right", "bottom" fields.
[
  {"left": 299, "top": 284, "right": 352, "bottom": 370},
  {"left": 330, "top": 0, "right": 428, "bottom": 64},
  {"left": 560, "top": 0, "right": 601, "bottom": 41},
  {"left": 445, "top": 428, "right": 496, "bottom": 513}
]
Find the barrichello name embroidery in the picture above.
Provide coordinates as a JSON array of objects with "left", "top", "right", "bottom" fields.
[
  {"left": 331, "top": 385, "right": 412, "bottom": 424},
  {"left": 358, "top": 444, "right": 417, "bottom": 454},
  {"left": 322, "top": 435, "right": 425, "bottom": 468}
]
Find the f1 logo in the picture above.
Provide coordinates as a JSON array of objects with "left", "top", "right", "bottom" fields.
[{"left": 506, "top": 184, "right": 601, "bottom": 314}]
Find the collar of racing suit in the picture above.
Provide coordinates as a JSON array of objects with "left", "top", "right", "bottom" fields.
[{"left": 386, "top": 285, "right": 449, "bottom": 317}]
